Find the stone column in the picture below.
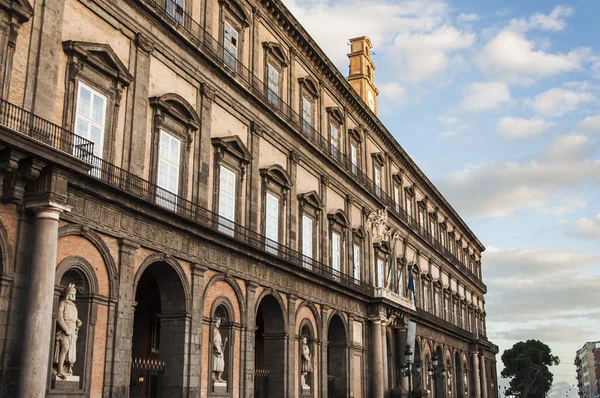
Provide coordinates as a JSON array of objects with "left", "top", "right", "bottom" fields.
[
  {"left": 472, "top": 353, "right": 480, "bottom": 398},
  {"left": 17, "top": 199, "right": 70, "bottom": 398},
  {"left": 187, "top": 264, "right": 206, "bottom": 395},
  {"left": 382, "top": 322, "right": 388, "bottom": 395},
  {"left": 243, "top": 282, "right": 258, "bottom": 398},
  {"left": 320, "top": 175, "right": 329, "bottom": 264},
  {"left": 125, "top": 34, "right": 154, "bottom": 175},
  {"left": 480, "top": 355, "right": 487, "bottom": 398},
  {"left": 370, "top": 317, "right": 384, "bottom": 398},
  {"left": 288, "top": 152, "right": 299, "bottom": 249},
  {"left": 320, "top": 305, "right": 330, "bottom": 398},
  {"left": 195, "top": 83, "right": 215, "bottom": 207},
  {"left": 396, "top": 327, "right": 409, "bottom": 392},
  {"left": 107, "top": 237, "right": 139, "bottom": 397},
  {"left": 248, "top": 122, "right": 262, "bottom": 232},
  {"left": 287, "top": 294, "right": 297, "bottom": 398}
]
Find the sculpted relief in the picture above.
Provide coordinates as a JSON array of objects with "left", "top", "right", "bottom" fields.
[{"left": 54, "top": 284, "right": 82, "bottom": 380}]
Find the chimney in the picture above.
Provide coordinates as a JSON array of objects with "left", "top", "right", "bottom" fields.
[{"left": 347, "top": 36, "right": 379, "bottom": 114}]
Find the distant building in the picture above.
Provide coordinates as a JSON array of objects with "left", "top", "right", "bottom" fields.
[
  {"left": 575, "top": 342, "right": 600, "bottom": 398},
  {"left": 548, "top": 381, "right": 579, "bottom": 398}
]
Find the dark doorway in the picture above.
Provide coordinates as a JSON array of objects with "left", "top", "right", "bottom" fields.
[
  {"left": 327, "top": 314, "right": 347, "bottom": 398},
  {"left": 254, "top": 295, "right": 285, "bottom": 398}
]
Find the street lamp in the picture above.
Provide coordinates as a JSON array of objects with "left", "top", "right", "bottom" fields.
[
  {"left": 400, "top": 344, "right": 422, "bottom": 398},
  {"left": 428, "top": 353, "right": 447, "bottom": 398}
]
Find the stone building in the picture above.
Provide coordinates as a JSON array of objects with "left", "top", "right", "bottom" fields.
[{"left": 0, "top": 0, "right": 498, "bottom": 395}]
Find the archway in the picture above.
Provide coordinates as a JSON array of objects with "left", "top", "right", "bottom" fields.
[
  {"left": 131, "top": 261, "right": 188, "bottom": 398},
  {"left": 327, "top": 313, "right": 347, "bottom": 398},
  {"left": 254, "top": 294, "right": 286, "bottom": 398}
]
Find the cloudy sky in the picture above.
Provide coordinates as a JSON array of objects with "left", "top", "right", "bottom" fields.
[{"left": 281, "top": 0, "right": 600, "bottom": 388}]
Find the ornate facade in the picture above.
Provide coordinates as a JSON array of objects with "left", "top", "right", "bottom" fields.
[{"left": 0, "top": 0, "right": 497, "bottom": 396}]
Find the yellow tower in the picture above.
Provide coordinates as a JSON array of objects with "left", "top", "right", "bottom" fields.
[{"left": 347, "top": 36, "right": 379, "bottom": 114}]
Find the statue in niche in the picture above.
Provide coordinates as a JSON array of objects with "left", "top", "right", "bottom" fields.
[
  {"left": 300, "top": 337, "right": 313, "bottom": 389},
  {"left": 213, "top": 318, "right": 228, "bottom": 382},
  {"left": 54, "top": 284, "right": 82, "bottom": 379}
]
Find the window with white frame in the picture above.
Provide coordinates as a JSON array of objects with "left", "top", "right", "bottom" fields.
[
  {"left": 419, "top": 207, "right": 425, "bottom": 227},
  {"left": 330, "top": 124, "right": 339, "bottom": 158},
  {"left": 394, "top": 186, "right": 400, "bottom": 213},
  {"left": 156, "top": 130, "right": 181, "bottom": 210},
  {"left": 350, "top": 144, "right": 358, "bottom": 174},
  {"left": 444, "top": 297, "right": 449, "bottom": 320},
  {"left": 331, "top": 232, "right": 341, "bottom": 280},
  {"left": 302, "top": 97, "right": 312, "bottom": 135},
  {"left": 224, "top": 22, "right": 238, "bottom": 72},
  {"left": 267, "top": 63, "right": 279, "bottom": 107},
  {"left": 265, "top": 192, "right": 279, "bottom": 254},
  {"left": 75, "top": 82, "right": 106, "bottom": 158},
  {"left": 167, "top": 0, "right": 184, "bottom": 24},
  {"left": 430, "top": 218, "right": 436, "bottom": 236},
  {"left": 424, "top": 286, "right": 429, "bottom": 311},
  {"left": 302, "top": 214, "right": 313, "bottom": 268},
  {"left": 461, "top": 307, "right": 465, "bottom": 328},
  {"left": 376, "top": 258, "right": 384, "bottom": 288},
  {"left": 441, "top": 229, "right": 446, "bottom": 247},
  {"left": 406, "top": 195, "right": 412, "bottom": 218},
  {"left": 353, "top": 244, "right": 361, "bottom": 283},
  {"left": 453, "top": 302, "right": 458, "bottom": 324},
  {"left": 218, "top": 165, "right": 236, "bottom": 235},
  {"left": 374, "top": 167, "right": 381, "bottom": 197},
  {"left": 397, "top": 267, "right": 403, "bottom": 295}
]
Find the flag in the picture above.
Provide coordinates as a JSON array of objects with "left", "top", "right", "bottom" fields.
[
  {"left": 385, "top": 241, "right": 396, "bottom": 288},
  {"left": 407, "top": 271, "right": 417, "bottom": 306}
]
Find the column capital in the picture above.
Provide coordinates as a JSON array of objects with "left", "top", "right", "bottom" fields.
[
  {"left": 25, "top": 200, "right": 70, "bottom": 219},
  {"left": 192, "top": 262, "right": 207, "bottom": 276},
  {"left": 119, "top": 237, "right": 140, "bottom": 252}
]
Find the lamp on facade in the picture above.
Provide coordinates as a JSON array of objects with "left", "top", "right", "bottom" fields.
[
  {"left": 428, "top": 353, "right": 448, "bottom": 398},
  {"left": 400, "top": 344, "right": 422, "bottom": 398}
]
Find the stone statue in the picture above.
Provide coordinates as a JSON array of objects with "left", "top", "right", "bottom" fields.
[
  {"left": 300, "top": 337, "right": 313, "bottom": 389},
  {"left": 368, "top": 207, "right": 392, "bottom": 243},
  {"left": 54, "top": 284, "right": 82, "bottom": 379},
  {"left": 213, "top": 318, "right": 227, "bottom": 382}
]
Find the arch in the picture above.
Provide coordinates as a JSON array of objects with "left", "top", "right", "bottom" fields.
[
  {"left": 298, "top": 75, "right": 319, "bottom": 100},
  {"left": 55, "top": 256, "right": 99, "bottom": 295},
  {"left": 0, "top": 218, "right": 13, "bottom": 276},
  {"left": 295, "top": 300, "right": 321, "bottom": 339},
  {"left": 203, "top": 273, "right": 246, "bottom": 321},
  {"left": 260, "top": 164, "right": 293, "bottom": 189},
  {"left": 327, "top": 209, "right": 349, "bottom": 228},
  {"left": 58, "top": 224, "right": 118, "bottom": 296},
  {"left": 149, "top": 92, "right": 201, "bottom": 131},
  {"left": 254, "top": 289, "right": 287, "bottom": 323},
  {"left": 134, "top": 252, "right": 191, "bottom": 313},
  {"left": 327, "top": 312, "right": 348, "bottom": 398},
  {"left": 220, "top": 0, "right": 251, "bottom": 27}
]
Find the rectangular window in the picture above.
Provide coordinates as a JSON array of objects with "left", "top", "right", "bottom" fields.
[
  {"left": 331, "top": 232, "right": 341, "bottom": 281},
  {"left": 406, "top": 196, "right": 412, "bottom": 218},
  {"left": 419, "top": 209, "right": 425, "bottom": 227},
  {"left": 75, "top": 82, "right": 106, "bottom": 158},
  {"left": 330, "top": 124, "right": 339, "bottom": 159},
  {"left": 267, "top": 63, "right": 279, "bottom": 108},
  {"left": 449, "top": 240, "right": 454, "bottom": 255},
  {"left": 444, "top": 298, "right": 448, "bottom": 320},
  {"left": 468, "top": 311, "right": 471, "bottom": 331},
  {"left": 166, "top": 0, "right": 184, "bottom": 24},
  {"left": 224, "top": 22, "right": 238, "bottom": 72},
  {"left": 430, "top": 219, "right": 435, "bottom": 236},
  {"left": 461, "top": 307, "right": 465, "bottom": 328},
  {"left": 394, "top": 186, "right": 400, "bottom": 213},
  {"left": 397, "top": 268, "right": 403, "bottom": 295},
  {"left": 376, "top": 258, "right": 384, "bottom": 288},
  {"left": 265, "top": 192, "right": 279, "bottom": 254},
  {"left": 353, "top": 244, "right": 361, "bottom": 284},
  {"left": 434, "top": 291, "right": 440, "bottom": 316},
  {"left": 350, "top": 144, "right": 358, "bottom": 174},
  {"left": 441, "top": 230, "right": 446, "bottom": 247},
  {"left": 453, "top": 303, "right": 458, "bottom": 324},
  {"left": 156, "top": 130, "right": 181, "bottom": 211},
  {"left": 302, "top": 97, "right": 312, "bottom": 135},
  {"left": 218, "top": 165, "right": 236, "bottom": 235},
  {"left": 374, "top": 167, "right": 381, "bottom": 197},
  {"left": 302, "top": 215, "right": 313, "bottom": 269},
  {"left": 424, "top": 286, "right": 429, "bottom": 311}
]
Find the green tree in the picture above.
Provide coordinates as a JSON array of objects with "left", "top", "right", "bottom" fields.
[{"left": 501, "top": 340, "right": 560, "bottom": 398}]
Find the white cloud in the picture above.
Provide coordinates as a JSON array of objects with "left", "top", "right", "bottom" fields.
[
  {"left": 461, "top": 82, "right": 511, "bottom": 111},
  {"left": 477, "top": 31, "right": 590, "bottom": 84},
  {"left": 567, "top": 213, "right": 600, "bottom": 240},
  {"left": 457, "top": 12, "right": 479, "bottom": 23},
  {"left": 507, "top": 5, "right": 574, "bottom": 33},
  {"left": 438, "top": 115, "right": 459, "bottom": 125},
  {"left": 525, "top": 87, "right": 595, "bottom": 117},
  {"left": 436, "top": 133, "right": 600, "bottom": 218},
  {"left": 538, "top": 197, "right": 587, "bottom": 216},
  {"left": 577, "top": 115, "right": 600, "bottom": 133},
  {"left": 379, "top": 82, "right": 406, "bottom": 103},
  {"left": 496, "top": 116, "right": 554, "bottom": 139}
]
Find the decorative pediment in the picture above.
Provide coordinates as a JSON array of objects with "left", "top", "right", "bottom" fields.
[
  {"left": 62, "top": 41, "right": 133, "bottom": 87},
  {"left": 0, "top": 0, "right": 33, "bottom": 23},
  {"left": 392, "top": 173, "right": 402, "bottom": 185},
  {"left": 348, "top": 127, "right": 362, "bottom": 143},
  {"left": 298, "top": 76, "right": 319, "bottom": 99},
  {"left": 327, "top": 209, "right": 349, "bottom": 227},
  {"left": 260, "top": 164, "right": 292, "bottom": 189},
  {"left": 298, "top": 190, "right": 323, "bottom": 210},
  {"left": 219, "top": 0, "right": 250, "bottom": 27},
  {"left": 433, "top": 279, "right": 443, "bottom": 289},
  {"left": 371, "top": 152, "right": 385, "bottom": 167},
  {"left": 326, "top": 106, "right": 344, "bottom": 125},
  {"left": 352, "top": 226, "right": 366, "bottom": 239},
  {"left": 374, "top": 240, "right": 391, "bottom": 254},
  {"left": 404, "top": 184, "right": 415, "bottom": 197},
  {"left": 212, "top": 136, "right": 251, "bottom": 164},
  {"left": 263, "top": 42, "right": 289, "bottom": 67},
  {"left": 150, "top": 93, "right": 200, "bottom": 132}
]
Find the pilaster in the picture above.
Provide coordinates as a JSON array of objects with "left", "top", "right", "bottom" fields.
[
  {"left": 243, "top": 281, "right": 258, "bottom": 398},
  {"left": 188, "top": 263, "right": 207, "bottom": 395},
  {"left": 195, "top": 82, "right": 215, "bottom": 207},
  {"left": 287, "top": 294, "right": 297, "bottom": 398}
]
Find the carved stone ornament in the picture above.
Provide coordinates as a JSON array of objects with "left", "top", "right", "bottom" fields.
[
  {"left": 368, "top": 207, "right": 393, "bottom": 243},
  {"left": 53, "top": 284, "right": 82, "bottom": 380},
  {"left": 201, "top": 83, "right": 216, "bottom": 101},
  {"left": 136, "top": 33, "right": 155, "bottom": 54}
]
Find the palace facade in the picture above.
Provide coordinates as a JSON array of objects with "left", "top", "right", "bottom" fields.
[{"left": 0, "top": 0, "right": 498, "bottom": 396}]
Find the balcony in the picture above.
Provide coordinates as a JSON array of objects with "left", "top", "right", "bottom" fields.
[
  {"left": 0, "top": 99, "right": 372, "bottom": 297},
  {"left": 373, "top": 287, "right": 416, "bottom": 311}
]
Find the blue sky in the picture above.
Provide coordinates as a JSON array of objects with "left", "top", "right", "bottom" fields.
[{"left": 282, "top": 0, "right": 600, "bottom": 388}]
